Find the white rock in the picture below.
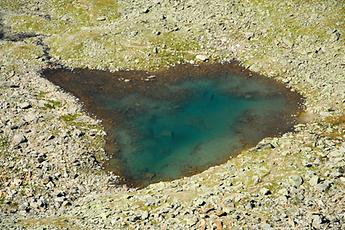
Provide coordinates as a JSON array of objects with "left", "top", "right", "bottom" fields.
[
  {"left": 12, "top": 134, "right": 27, "bottom": 146},
  {"left": 195, "top": 54, "right": 209, "bottom": 62},
  {"left": 309, "top": 175, "right": 319, "bottom": 186},
  {"left": 289, "top": 175, "right": 303, "bottom": 187},
  {"left": 19, "top": 102, "right": 31, "bottom": 109}
]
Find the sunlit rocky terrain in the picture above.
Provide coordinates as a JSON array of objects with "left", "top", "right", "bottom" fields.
[{"left": 0, "top": 0, "right": 344, "bottom": 229}]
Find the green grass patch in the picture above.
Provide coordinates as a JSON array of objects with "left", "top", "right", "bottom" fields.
[
  {"left": 60, "top": 113, "right": 103, "bottom": 131},
  {"left": 0, "top": 0, "right": 25, "bottom": 11},
  {"left": 7, "top": 15, "right": 69, "bottom": 35},
  {"left": 47, "top": 0, "right": 120, "bottom": 26},
  {"left": 60, "top": 113, "right": 81, "bottom": 123},
  {"left": 44, "top": 100, "right": 62, "bottom": 109},
  {"left": 37, "top": 91, "right": 47, "bottom": 100},
  {"left": 47, "top": 30, "right": 202, "bottom": 70}
]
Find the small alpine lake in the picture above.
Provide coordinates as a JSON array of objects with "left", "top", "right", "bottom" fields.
[{"left": 43, "top": 63, "right": 303, "bottom": 187}]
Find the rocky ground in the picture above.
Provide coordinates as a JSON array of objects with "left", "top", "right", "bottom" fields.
[{"left": 0, "top": 0, "right": 344, "bottom": 229}]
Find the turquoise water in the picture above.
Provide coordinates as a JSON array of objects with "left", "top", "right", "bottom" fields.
[{"left": 43, "top": 65, "right": 301, "bottom": 186}]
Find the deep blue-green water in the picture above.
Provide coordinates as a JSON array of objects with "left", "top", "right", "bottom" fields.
[{"left": 44, "top": 64, "right": 301, "bottom": 186}]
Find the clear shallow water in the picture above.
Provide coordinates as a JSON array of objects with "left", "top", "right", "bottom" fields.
[{"left": 43, "top": 64, "right": 302, "bottom": 186}]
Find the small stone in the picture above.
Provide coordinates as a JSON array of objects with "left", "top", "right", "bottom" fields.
[
  {"left": 37, "top": 153, "right": 47, "bottom": 163},
  {"left": 38, "top": 197, "right": 47, "bottom": 208},
  {"left": 289, "top": 175, "right": 303, "bottom": 187},
  {"left": 196, "top": 54, "right": 209, "bottom": 62},
  {"left": 186, "top": 216, "right": 198, "bottom": 226},
  {"left": 312, "top": 215, "right": 322, "bottom": 228},
  {"left": 141, "top": 211, "right": 149, "bottom": 220},
  {"left": 194, "top": 198, "right": 206, "bottom": 207},
  {"left": 260, "top": 187, "right": 271, "bottom": 195},
  {"left": 10, "top": 83, "right": 19, "bottom": 88},
  {"left": 142, "top": 8, "right": 150, "bottom": 13},
  {"left": 129, "top": 214, "right": 140, "bottom": 222},
  {"left": 309, "top": 175, "right": 319, "bottom": 186},
  {"left": 262, "top": 223, "right": 274, "bottom": 230},
  {"left": 24, "top": 112, "right": 39, "bottom": 123},
  {"left": 96, "top": 16, "right": 106, "bottom": 21},
  {"left": 11, "top": 178, "right": 23, "bottom": 187},
  {"left": 10, "top": 124, "right": 19, "bottom": 130},
  {"left": 281, "top": 37, "right": 294, "bottom": 48},
  {"left": 245, "top": 32, "right": 255, "bottom": 40},
  {"left": 56, "top": 191, "right": 66, "bottom": 197},
  {"left": 320, "top": 111, "right": 331, "bottom": 117},
  {"left": 55, "top": 196, "right": 65, "bottom": 204},
  {"left": 153, "top": 31, "right": 161, "bottom": 35},
  {"left": 256, "top": 138, "right": 276, "bottom": 150},
  {"left": 73, "top": 129, "right": 84, "bottom": 138},
  {"left": 277, "top": 195, "right": 288, "bottom": 204},
  {"left": 19, "top": 102, "right": 31, "bottom": 109},
  {"left": 332, "top": 29, "right": 341, "bottom": 41},
  {"left": 153, "top": 47, "right": 158, "bottom": 54},
  {"left": 19, "top": 202, "right": 30, "bottom": 212},
  {"left": 253, "top": 175, "right": 261, "bottom": 184},
  {"left": 315, "top": 181, "right": 331, "bottom": 192},
  {"left": 12, "top": 134, "right": 27, "bottom": 146},
  {"left": 340, "top": 177, "right": 345, "bottom": 183},
  {"left": 216, "top": 209, "right": 227, "bottom": 217},
  {"left": 246, "top": 200, "right": 256, "bottom": 209}
]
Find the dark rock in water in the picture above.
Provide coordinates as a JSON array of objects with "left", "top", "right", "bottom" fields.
[{"left": 43, "top": 63, "right": 303, "bottom": 187}]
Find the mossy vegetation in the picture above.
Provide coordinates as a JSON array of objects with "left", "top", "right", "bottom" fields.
[
  {"left": 37, "top": 91, "right": 48, "bottom": 99},
  {"left": 47, "top": 30, "right": 202, "bottom": 70},
  {"left": 0, "top": 0, "right": 24, "bottom": 11},
  {"left": 2, "top": 0, "right": 202, "bottom": 70},
  {"left": 44, "top": 99, "right": 62, "bottom": 109},
  {"left": 60, "top": 113, "right": 102, "bottom": 130},
  {"left": 323, "top": 114, "right": 345, "bottom": 140},
  {"left": 4, "top": 0, "right": 119, "bottom": 35},
  {"left": 7, "top": 15, "right": 69, "bottom": 35},
  {"left": 46, "top": 0, "right": 120, "bottom": 26},
  {"left": 60, "top": 113, "right": 81, "bottom": 123}
]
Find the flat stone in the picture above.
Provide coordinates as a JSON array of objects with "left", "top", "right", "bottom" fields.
[
  {"left": 96, "top": 16, "right": 106, "bottom": 21},
  {"left": 315, "top": 181, "right": 331, "bottom": 192},
  {"left": 24, "top": 112, "right": 39, "bottom": 123},
  {"left": 262, "top": 223, "right": 274, "bottom": 230},
  {"left": 289, "top": 175, "right": 303, "bottom": 187},
  {"left": 19, "top": 102, "right": 31, "bottom": 109}
]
